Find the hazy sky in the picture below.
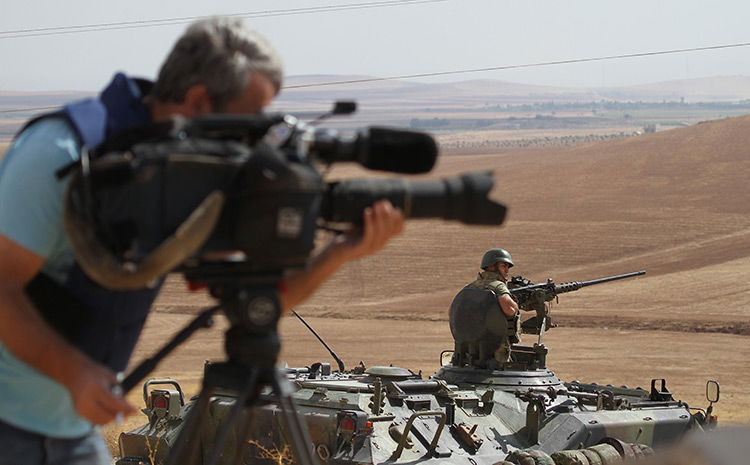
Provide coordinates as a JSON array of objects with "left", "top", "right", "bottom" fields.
[{"left": 1, "top": 0, "right": 749, "bottom": 92}]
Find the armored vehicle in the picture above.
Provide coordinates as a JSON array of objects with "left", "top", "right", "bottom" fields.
[{"left": 117, "top": 272, "right": 720, "bottom": 465}]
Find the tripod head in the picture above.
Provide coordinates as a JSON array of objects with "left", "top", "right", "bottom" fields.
[{"left": 183, "top": 263, "right": 286, "bottom": 369}]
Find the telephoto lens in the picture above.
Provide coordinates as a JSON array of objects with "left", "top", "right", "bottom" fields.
[{"left": 321, "top": 171, "right": 506, "bottom": 225}]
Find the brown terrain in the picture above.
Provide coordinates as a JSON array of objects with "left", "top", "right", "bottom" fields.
[
  {"left": 100, "top": 113, "right": 750, "bottom": 451},
  {"left": 1, "top": 84, "right": 748, "bottom": 453}
]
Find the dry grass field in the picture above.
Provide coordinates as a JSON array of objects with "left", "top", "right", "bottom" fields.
[{"left": 101, "top": 114, "right": 750, "bottom": 454}]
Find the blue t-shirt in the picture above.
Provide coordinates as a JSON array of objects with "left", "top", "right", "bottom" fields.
[{"left": 0, "top": 117, "right": 93, "bottom": 437}]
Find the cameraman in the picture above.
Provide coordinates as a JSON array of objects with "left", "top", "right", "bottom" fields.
[{"left": 0, "top": 17, "right": 403, "bottom": 465}]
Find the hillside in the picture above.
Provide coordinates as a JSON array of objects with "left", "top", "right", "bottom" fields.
[
  {"left": 153, "top": 114, "right": 750, "bottom": 335},
  {"left": 255, "top": 115, "right": 750, "bottom": 330},
  {"left": 279, "top": 75, "right": 750, "bottom": 107},
  {"left": 598, "top": 76, "right": 750, "bottom": 102},
  {"left": 146, "top": 114, "right": 750, "bottom": 427}
]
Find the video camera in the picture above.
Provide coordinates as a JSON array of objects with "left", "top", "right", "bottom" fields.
[
  {"left": 63, "top": 103, "right": 507, "bottom": 290},
  {"left": 74, "top": 104, "right": 509, "bottom": 465}
]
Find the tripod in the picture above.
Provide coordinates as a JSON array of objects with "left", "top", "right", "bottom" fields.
[{"left": 122, "top": 271, "right": 319, "bottom": 465}]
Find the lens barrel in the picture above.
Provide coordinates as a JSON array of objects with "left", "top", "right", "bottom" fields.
[{"left": 321, "top": 171, "right": 506, "bottom": 225}]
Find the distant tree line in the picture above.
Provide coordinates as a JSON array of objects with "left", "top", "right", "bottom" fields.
[
  {"left": 409, "top": 117, "right": 451, "bottom": 129},
  {"left": 411, "top": 115, "right": 605, "bottom": 131},
  {"left": 440, "top": 131, "right": 639, "bottom": 151}
]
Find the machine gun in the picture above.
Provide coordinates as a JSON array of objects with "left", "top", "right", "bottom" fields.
[{"left": 508, "top": 270, "right": 646, "bottom": 337}]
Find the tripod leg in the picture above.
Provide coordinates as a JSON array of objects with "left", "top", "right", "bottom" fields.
[
  {"left": 167, "top": 383, "right": 214, "bottom": 465},
  {"left": 204, "top": 368, "right": 259, "bottom": 465},
  {"left": 228, "top": 402, "right": 258, "bottom": 465},
  {"left": 271, "top": 369, "right": 320, "bottom": 465}
]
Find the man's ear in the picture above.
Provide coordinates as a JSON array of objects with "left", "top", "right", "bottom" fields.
[{"left": 183, "top": 84, "right": 214, "bottom": 117}]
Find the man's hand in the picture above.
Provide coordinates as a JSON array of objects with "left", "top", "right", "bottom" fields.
[
  {"left": 336, "top": 200, "right": 405, "bottom": 260},
  {"left": 61, "top": 354, "right": 136, "bottom": 425}
]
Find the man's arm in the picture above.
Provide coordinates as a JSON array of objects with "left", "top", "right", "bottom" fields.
[
  {"left": 280, "top": 200, "right": 404, "bottom": 311},
  {"left": 0, "top": 234, "right": 135, "bottom": 424},
  {"left": 498, "top": 294, "right": 519, "bottom": 317}
]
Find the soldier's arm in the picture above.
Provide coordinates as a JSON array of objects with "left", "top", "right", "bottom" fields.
[{"left": 498, "top": 294, "right": 519, "bottom": 317}]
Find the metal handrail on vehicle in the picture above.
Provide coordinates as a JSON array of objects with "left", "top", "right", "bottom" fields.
[{"left": 390, "top": 410, "right": 447, "bottom": 460}]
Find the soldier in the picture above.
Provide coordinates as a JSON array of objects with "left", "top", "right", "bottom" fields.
[{"left": 464, "top": 248, "right": 528, "bottom": 363}]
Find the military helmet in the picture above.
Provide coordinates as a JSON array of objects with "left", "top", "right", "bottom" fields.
[{"left": 481, "top": 248, "right": 514, "bottom": 268}]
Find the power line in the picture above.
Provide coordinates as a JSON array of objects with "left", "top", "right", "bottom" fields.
[
  {"left": 0, "top": 106, "right": 59, "bottom": 114},
  {"left": 283, "top": 41, "right": 750, "bottom": 89},
  {"left": 2, "top": 41, "right": 749, "bottom": 114},
  {"left": 0, "top": 0, "right": 447, "bottom": 39}
]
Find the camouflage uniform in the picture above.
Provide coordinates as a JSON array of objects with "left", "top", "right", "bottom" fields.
[{"left": 465, "top": 270, "right": 519, "bottom": 363}]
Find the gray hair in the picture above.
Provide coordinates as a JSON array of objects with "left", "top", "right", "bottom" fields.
[{"left": 153, "top": 17, "right": 283, "bottom": 111}]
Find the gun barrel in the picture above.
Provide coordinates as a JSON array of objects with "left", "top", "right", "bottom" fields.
[
  {"left": 555, "top": 270, "right": 646, "bottom": 294},
  {"left": 509, "top": 270, "right": 646, "bottom": 296},
  {"left": 578, "top": 270, "right": 646, "bottom": 287}
]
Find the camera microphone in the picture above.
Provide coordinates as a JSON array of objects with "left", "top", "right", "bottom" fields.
[
  {"left": 310, "top": 127, "right": 437, "bottom": 174},
  {"left": 180, "top": 116, "right": 438, "bottom": 175},
  {"left": 360, "top": 127, "right": 438, "bottom": 174}
]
